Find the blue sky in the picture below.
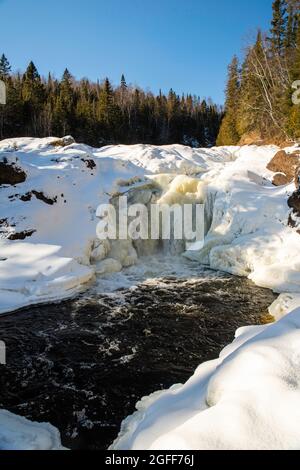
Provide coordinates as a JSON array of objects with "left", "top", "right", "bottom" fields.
[{"left": 0, "top": 0, "right": 273, "bottom": 103}]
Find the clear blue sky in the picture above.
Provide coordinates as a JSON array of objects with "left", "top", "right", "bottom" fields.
[{"left": 0, "top": 0, "right": 273, "bottom": 104}]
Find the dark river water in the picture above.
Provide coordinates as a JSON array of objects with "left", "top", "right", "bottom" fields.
[{"left": 0, "top": 258, "right": 276, "bottom": 449}]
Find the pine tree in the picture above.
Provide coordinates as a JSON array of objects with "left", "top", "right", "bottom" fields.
[
  {"left": 98, "top": 78, "right": 122, "bottom": 141},
  {"left": 55, "top": 68, "right": 75, "bottom": 135},
  {"left": 284, "top": 3, "right": 296, "bottom": 49},
  {"left": 99, "top": 78, "right": 114, "bottom": 123},
  {"left": 120, "top": 74, "right": 127, "bottom": 90},
  {"left": 0, "top": 54, "right": 11, "bottom": 80},
  {"left": 217, "top": 56, "right": 240, "bottom": 145},
  {"left": 269, "top": 0, "right": 287, "bottom": 54},
  {"left": 288, "top": 24, "right": 300, "bottom": 137},
  {"left": 0, "top": 59, "right": 223, "bottom": 145},
  {"left": 237, "top": 31, "right": 266, "bottom": 138},
  {"left": 22, "top": 61, "right": 45, "bottom": 135},
  {"left": 166, "top": 88, "right": 182, "bottom": 142}
]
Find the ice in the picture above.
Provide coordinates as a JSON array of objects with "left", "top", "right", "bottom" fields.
[{"left": 0, "top": 410, "right": 66, "bottom": 450}]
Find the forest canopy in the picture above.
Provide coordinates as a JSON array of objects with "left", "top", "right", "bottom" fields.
[{"left": 0, "top": 57, "right": 222, "bottom": 148}]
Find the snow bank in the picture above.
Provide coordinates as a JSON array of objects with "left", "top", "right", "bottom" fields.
[
  {"left": 0, "top": 242, "right": 93, "bottom": 315},
  {"left": 0, "top": 137, "right": 146, "bottom": 313},
  {"left": 184, "top": 145, "right": 300, "bottom": 293},
  {"left": 111, "top": 307, "right": 300, "bottom": 450},
  {"left": 0, "top": 410, "right": 66, "bottom": 450}
]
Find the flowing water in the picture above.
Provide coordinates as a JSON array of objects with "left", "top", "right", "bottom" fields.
[{"left": 0, "top": 255, "right": 276, "bottom": 449}]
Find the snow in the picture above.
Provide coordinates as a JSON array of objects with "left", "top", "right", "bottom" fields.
[
  {"left": 184, "top": 145, "right": 300, "bottom": 293},
  {"left": 0, "top": 137, "right": 239, "bottom": 314},
  {"left": 0, "top": 410, "right": 66, "bottom": 450},
  {"left": 3, "top": 137, "right": 300, "bottom": 450},
  {"left": 111, "top": 308, "right": 300, "bottom": 450}
]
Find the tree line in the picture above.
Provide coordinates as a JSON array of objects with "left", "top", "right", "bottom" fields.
[
  {"left": 218, "top": 0, "right": 300, "bottom": 145},
  {"left": 0, "top": 56, "right": 222, "bottom": 148}
]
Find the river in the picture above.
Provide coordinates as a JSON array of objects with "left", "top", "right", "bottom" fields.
[{"left": 0, "top": 255, "right": 276, "bottom": 449}]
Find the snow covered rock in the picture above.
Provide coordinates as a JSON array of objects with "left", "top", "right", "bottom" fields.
[
  {"left": 0, "top": 410, "right": 66, "bottom": 450},
  {"left": 267, "top": 149, "right": 300, "bottom": 186}
]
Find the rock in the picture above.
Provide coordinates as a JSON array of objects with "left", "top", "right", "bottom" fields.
[
  {"left": 50, "top": 136, "right": 75, "bottom": 147},
  {"left": 272, "top": 173, "right": 291, "bottom": 186},
  {"left": 62, "top": 135, "right": 75, "bottom": 146},
  {"left": 267, "top": 150, "right": 300, "bottom": 184},
  {"left": 0, "top": 162, "right": 26, "bottom": 186},
  {"left": 295, "top": 166, "right": 300, "bottom": 190},
  {"left": 81, "top": 158, "right": 96, "bottom": 170},
  {"left": 8, "top": 229, "right": 36, "bottom": 241},
  {"left": 288, "top": 189, "right": 300, "bottom": 230},
  {"left": 288, "top": 191, "right": 300, "bottom": 212},
  {"left": 18, "top": 191, "right": 57, "bottom": 205}
]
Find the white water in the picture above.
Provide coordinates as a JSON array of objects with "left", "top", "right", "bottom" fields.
[{"left": 90, "top": 254, "right": 229, "bottom": 295}]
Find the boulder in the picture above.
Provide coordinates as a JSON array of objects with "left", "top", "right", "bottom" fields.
[
  {"left": 50, "top": 136, "right": 75, "bottom": 147},
  {"left": 0, "top": 161, "right": 26, "bottom": 186},
  {"left": 294, "top": 166, "right": 300, "bottom": 190},
  {"left": 272, "top": 173, "right": 291, "bottom": 186},
  {"left": 62, "top": 135, "right": 75, "bottom": 146},
  {"left": 267, "top": 150, "right": 300, "bottom": 183}
]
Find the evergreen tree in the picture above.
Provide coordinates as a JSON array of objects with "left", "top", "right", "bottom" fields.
[
  {"left": 0, "top": 54, "right": 11, "bottom": 80},
  {"left": 217, "top": 56, "right": 240, "bottom": 145},
  {"left": 54, "top": 68, "right": 75, "bottom": 135},
  {"left": 288, "top": 25, "right": 300, "bottom": 137},
  {"left": 269, "top": 0, "right": 287, "bottom": 54},
  {"left": 0, "top": 60, "right": 222, "bottom": 146},
  {"left": 284, "top": 3, "right": 297, "bottom": 49},
  {"left": 237, "top": 31, "right": 266, "bottom": 138},
  {"left": 98, "top": 78, "right": 114, "bottom": 123},
  {"left": 120, "top": 74, "right": 127, "bottom": 90},
  {"left": 22, "top": 61, "right": 45, "bottom": 135}
]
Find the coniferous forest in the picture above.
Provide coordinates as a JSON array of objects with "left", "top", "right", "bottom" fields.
[
  {"left": 218, "top": 0, "right": 300, "bottom": 145},
  {"left": 0, "top": 56, "right": 222, "bottom": 147},
  {"left": 1, "top": 1, "right": 300, "bottom": 148}
]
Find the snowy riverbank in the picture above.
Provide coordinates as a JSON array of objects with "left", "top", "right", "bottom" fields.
[{"left": 1, "top": 137, "right": 300, "bottom": 449}]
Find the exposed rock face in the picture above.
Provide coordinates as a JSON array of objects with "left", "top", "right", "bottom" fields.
[
  {"left": 0, "top": 161, "right": 26, "bottom": 186},
  {"left": 267, "top": 150, "right": 300, "bottom": 186}
]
